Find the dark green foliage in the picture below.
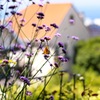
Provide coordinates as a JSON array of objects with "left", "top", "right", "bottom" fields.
[{"left": 74, "top": 37, "right": 100, "bottom": 72}]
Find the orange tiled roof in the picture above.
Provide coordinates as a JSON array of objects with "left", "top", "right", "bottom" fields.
[{"left": 10, "top": 3, "right": 72, "bottom": 41}]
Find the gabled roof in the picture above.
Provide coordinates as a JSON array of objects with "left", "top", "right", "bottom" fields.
[{"left": 9, "top": 3, "right": 72, "bottom": 41}]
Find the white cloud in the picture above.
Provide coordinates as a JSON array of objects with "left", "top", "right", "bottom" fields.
[
  {"left": 93, "top": 19, "right": 100, "bottom": 26},
  {"left": 84, "top": 18, "right": 93, "bottom": 26}
]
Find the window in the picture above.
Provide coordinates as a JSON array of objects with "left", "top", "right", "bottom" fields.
[{"left": 69, "top": 15, "right": 74, "bottom": 24}]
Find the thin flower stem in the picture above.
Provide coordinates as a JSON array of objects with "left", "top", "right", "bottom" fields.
[
  {"left": 73, "top": 74, "right": 76, "bottom": 100},
  {"left": 37, "top": 68, "right": 57, "bottom": 99},
  {"left": 42, "top": 76, "right": 47, "bottom": 100},
  {"left": 1, "top": 76, "right": 8, "bottom": 100},
  {"left": 14, "top": 84, "right": 27, "bottom": 100},
  {"left": 59, "top": 72, "right": 63, "bottom": 100},
  {"left": 82, "top": 79, "right": 85, "bottom": 91}
]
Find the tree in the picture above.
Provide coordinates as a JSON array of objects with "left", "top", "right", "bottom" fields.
[{"left": 74, "top": 37, "right": 100, "bottom": 72}]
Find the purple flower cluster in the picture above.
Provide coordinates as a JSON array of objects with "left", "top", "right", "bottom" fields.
[
  {"left": 44, "top": 36, "right": 51, "bottom": 41},
  {"left": 54, "top": 62, "right": 59, "bottom": 68},
  {"left": 26, "top": 91, "right": 32, "bottom": 96},
  {"left": 45, "top": 26, "right": 51, "bottom": 32},
  {"left": 37, "top": 12, "right": 44, "bottom": 19},
  {"left": 25, "top": 53, "right": 33, "bottom": 58},
  {"left": 32, "top": 23, "right": 36, "bottom": 27},
  {"left": 0, "top": 46, "right": 4, "bottom": 50},
  {"left": 50, "top": 23, "right": 59, "bottom": 29},
  {"left": 0, "top": 5, "right": 3, "bottom": 10},
  {"left": 9, "top": 5, "right": 18, "bottom": 9},
  {"left": 10, "top": 11, "right": 16, "bottom": 15},
  {"left": 20, "top": 18, "right": 26, "bottom": 22},
  {"left": 0, "top": 25, "right": 5, "bottom": 30},
  {"left": 71, "top": 36, "right": 79, "bottom": 40},
  {"left": 58, "top": 56, "right": 68, "bottom": 62},
  {"left": 49, "top": 95, "right": 54, "bottom": 100},
  {"left": 58, "top": 42, "right": 64, "bottom": 48},
  {"left": 55, "top": 33, "right": 61, "bottom": 37},
  {"left": 20, "top": 76, "right": 30, "bottom": 85},
  {"left": 62, "top": 48, "right": 66, "bottom": 54},
  {"left": 37, "top": 26, "right": 43, "bottom": 30}
]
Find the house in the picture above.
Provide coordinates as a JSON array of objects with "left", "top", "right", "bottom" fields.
[{"left": 1, "top": 3, "right": 90, "bottom": 77}]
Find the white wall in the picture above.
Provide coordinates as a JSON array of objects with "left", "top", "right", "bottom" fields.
[
  {"left": 50, "top": 7, "right": 90, "bottom": 71},
  {"left": 10, "top": 47, "right": 55, "bottom": 77}
]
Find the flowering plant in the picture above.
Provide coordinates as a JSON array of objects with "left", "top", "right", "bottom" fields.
[{"left": 0, "top": 0, "right": 92, "bottom": 100}]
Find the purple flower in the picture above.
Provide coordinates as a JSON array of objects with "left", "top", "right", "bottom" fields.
[
  {"left": 9, "top": 82, "right": 13, "bottom": 86},
  {"left": 45, "top": 26, "right": 51, "bottom": 32},
  {"left": 58, "top": 56, "right": 69, "bottom": 62},
  {"left": 58, "top": 42, "right": 64, "bottom": 48},
  {"left": 16, "top": 70, "right": 20, "bottom": 75},
  {"left": 12, "top": 0, "right": 16, "bottom": 2},
  {"left": 32, "top": 23, "right": 36, "bottom": 27},
  {"left": 9, "top": 5, "right": 18, "bottom": 9},
  {"left": 5, "top": 12, "right": 9, "bottom": 15},
  {"left": 54, "top": 62, "right": 59, "bottom": 68},
  {"left": 32, "top": 2, "right": 35, "bottom": 4},
  {"left": 62, "top": 48, "right": 66, "bottom": 54},
  {"left": 16, "top": 12, "right": 22, "bottom": 16},
  {"left": 3, "top": 59, "right": 9, "bottom": 64},
  {"left": 26, "top": 91, "right": 32, "bottom": 96},
  {"left": 58, "top": 56, "right": 63, "bottom": 59},
  {"left": 49, "top": 95, "right": 54, "bottom": 100},
  {"left": 58, "top": 56, "right": 65, "bottom": 62},
  {"left": 37, "top": 12, "right": 44, "bottom": 19},
  {"left": 37, "top": 12, "right": 44, "bottom": 16},
  {"left": 27, "top": 42, "right": 31, "bottom": 47},
  {"left": 38, "top": 44, "right": 43, "bottom": 49},
  {"left": 20, "top": 23, "right": 24, "bottom": 27},
  {"left": 37, "top": 16, "right": 44, "bottom": 19},
  {"left": 44, "top": 36, "right": 51, "bottom": 41},
  {"left": 64, "top": 58, "right": 69, "bottom": 62},
  {"left": 50, "top": 63, "right": 53, "bottom": 67},
  {"left": 25, "top": 53, "right": 33, "bottom": 58},
  {"left": 37, "top": 26, "right": 43, "bottom": 30},
  {"left": 0, "top": 25, "right": 5, "bottom": 30},
  {"left": 0, "top": 46, "right": 4, "bottom": 50},
  {"left": 50, "top": 23, "right": 59, "bottom": 28},
  {"left": 40, "top": 38, "right": 45, "bottom": 42},
  {"left": 20, "top": 18, "right": 26, "bottom": 22},
  {"left": 8, "top": 21, "right": 13, "bottom": 26},
  {"left": 42, "top": 24, "right": 46, "bottom": 27},
  {"left": 20, "top": 76, "right": 30, "bottom": 85},
  {"left": 10, "top": 11, "right": 16, "bottom": 15},
  {"left": 10, "top": 29, "right": 14, "bottom": 33},
  {"left": 10, "top": 48, "right": 16, "bottom": 54},
  {"left": 38, "top": 3, "right": 43, "bottom": 7},
  {"left": 71, "top": 36, "right": 79, "bottom": 40},
  {"left": 21, "top": 47, "right": 26, "bottom": 52},
  {"left": 0, "top": 5, "right": 3, "bottom": 10},
  {"left": 44, "top": 54, "right": 49, "bottom": 59},
  {"left": 55, "top": 33, "right": 61, "bottom": 37},
  {"left": 35, "top": 39, "right": 38, "bottom": 42}
]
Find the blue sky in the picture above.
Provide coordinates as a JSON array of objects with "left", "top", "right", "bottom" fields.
[
  {"left": 0, "top": 0, "right": 100, "bottom": 20},
  {"left": 36, "top": 0, "right": 100, "bottom": 19}
]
